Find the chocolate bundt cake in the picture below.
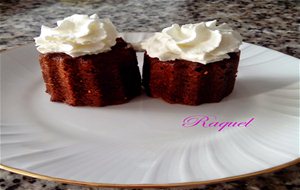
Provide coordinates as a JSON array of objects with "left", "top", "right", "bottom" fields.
[
  {"left": 35, "top": 14, "right": 141, "bottom": 106},
  {"left": 141, "top": 20, "right": 242, "bottom": 105},
  {"left": 39, "top": 38, "right": 141, "bottom": 106},
  {"left": 142, "top": 51, "right": 240, "bottom": 105}
]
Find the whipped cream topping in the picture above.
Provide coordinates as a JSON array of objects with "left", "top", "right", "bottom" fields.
[
  {"left": 34, "top": 14, "right": 118, "bottom": 57},
  {"left": 141, "top": 20, "right": 242, "bottom": 64}
]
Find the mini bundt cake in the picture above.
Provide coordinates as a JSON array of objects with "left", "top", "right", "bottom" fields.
[
  {"left": 141, "top": 20, "right": 242, "bottom": 105},
  {"left": 35, "top": 14, "right": 141, "bottom": 106}
]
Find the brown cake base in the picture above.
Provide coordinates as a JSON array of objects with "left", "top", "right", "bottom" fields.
[
  {"left": 39, "top": 38, "right": 141, "bottom": 106},
  {"left": 142, "top": 52, "right": 240, "bottom": 105}
]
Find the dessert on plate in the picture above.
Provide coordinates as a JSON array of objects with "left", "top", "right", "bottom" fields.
[
  {"left": 141, "top": 20, "right": 242, "bottom": 105},
  {"left": 35, "top": 14, "right": 141, "bottom": 106}
]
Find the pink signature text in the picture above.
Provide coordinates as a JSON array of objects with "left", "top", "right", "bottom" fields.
[{"left": 182, "top": 115, "right": 255, "bottom": 131}]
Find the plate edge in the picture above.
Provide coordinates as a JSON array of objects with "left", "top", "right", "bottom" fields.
[{"left": 1, "top": 158, "right": 299, "bottom": 188}]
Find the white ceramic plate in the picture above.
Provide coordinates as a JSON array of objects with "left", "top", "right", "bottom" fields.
[{"left": 0, "top": 33, "right": 299, "bottom": 187}]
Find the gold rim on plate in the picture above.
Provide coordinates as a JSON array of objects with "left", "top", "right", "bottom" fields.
[{"left": 1, "top": 158, "right": 299, "bottom": 188}]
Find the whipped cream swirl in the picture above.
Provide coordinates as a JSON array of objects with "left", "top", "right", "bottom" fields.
[
  {"left": 34, "top": 14, "right": 118, "bottom": 57},
  {"left": 141, "top": 20, "right": 242, "bottom": 64}
]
